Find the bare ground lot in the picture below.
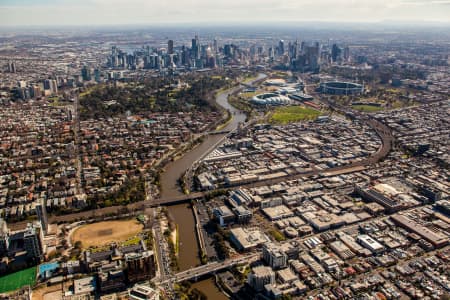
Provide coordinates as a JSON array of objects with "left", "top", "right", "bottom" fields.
[
  {"left": 71, "top": 220, "right": 143, "bottom": 248},
  {"left": 31, "top": 284, "right": 62, "bottom": 300}
]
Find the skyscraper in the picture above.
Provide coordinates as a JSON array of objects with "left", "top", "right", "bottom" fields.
[
  {"left": 168, "top": 40, "right": 174, "bottom": 55},
  {"left": 191, "top": 35, "right": 200, "bottom": 60},
  {"left": 278, "top": 40, "right": 285, "bottom": 56},
  {"left": 31, "top": 85, "right": 41, "bottom": 98},
  {"left": 331, "top": 44, "right": 342, "bottom": 63},
  {"left": 94, "top": 68, "right": 101, "bottom": 82},
  {"left": 343, "top": 46, "right": 350, "bottom": 62},
  {"left": 44, "top": 79, "right": 58, "bottom": 94},
  {"left": 81, "top": 65, "right": 91, "bottom": 81},
  {"left": 213, "top": 39, "right": 218, "bottom": 54},
  {"left": 7, "top": 61, "right": 16, "bottom": 73}
]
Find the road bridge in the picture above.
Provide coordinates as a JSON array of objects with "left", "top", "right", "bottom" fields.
[
  {"left": 155, "top": 253, "right": 260, "bottom": 285},
  {"left": 49, "top": 115, "right": 393, "bottom": 224}
]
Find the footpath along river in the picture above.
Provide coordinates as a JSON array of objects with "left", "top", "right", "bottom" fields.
[{"left": 164, "top": 74, "right": 266, "bottom": 298}]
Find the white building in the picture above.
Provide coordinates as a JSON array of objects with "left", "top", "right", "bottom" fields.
[{"left": 357, "top": 234, "right": 385, "bottom": 254}]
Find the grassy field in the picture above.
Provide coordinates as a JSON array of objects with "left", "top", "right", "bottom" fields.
[
  {"left": 240, "top": 91, "right": 257, "bottom": 99},
  {"left": 269, "top": 229, "right": 286, "bottom": 242},
  {"left": 242, "top": 75, "right": 258, "bottom": 84},
  {"left": 270, "top": 106, "right": 321, "bottom": 124},
  {"left": 71, "top": 220, "right": 143, "bottom": 248},
  {"left": 352, "top": 104, "right": 384, "bottom": 112},
  {"left": 0, "top": 266, "right": 36, "bottom": 293}
]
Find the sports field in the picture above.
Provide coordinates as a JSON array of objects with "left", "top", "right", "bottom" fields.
[
  {"left": 0, "top": 266, "right": 36, "bottom": 293},
  {"left": 270, "top": 105, "right": 320, "bottom": 124},
  {"left": 71, "top": 219, "right": 143, "bottom": 248}
]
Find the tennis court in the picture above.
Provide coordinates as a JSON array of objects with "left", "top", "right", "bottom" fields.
[{"left": 0, "top": 266, "right": 37, "bottom": 293}]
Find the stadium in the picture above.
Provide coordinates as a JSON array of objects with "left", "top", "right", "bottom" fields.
[
  {"left": 319, "top": 81, "right": 364, "bottom": 95},
  {"left": 251, "top": 93, "right": 292, "bottom": 105}
]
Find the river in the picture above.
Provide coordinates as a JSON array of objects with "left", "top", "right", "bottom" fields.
[
  {"left": 160, "top": 73, "right": 266, "bottom": 199},
  {"left": 165, "top": 74, "right": 266, "bottom": 299}
]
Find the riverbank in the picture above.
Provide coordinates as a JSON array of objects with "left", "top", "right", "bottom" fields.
[
  {"left": 162, "top": 74, "right": 266, "bottom": 298},
  {"left": 159, "top": 73, "right": 266, "bottom": 200}
]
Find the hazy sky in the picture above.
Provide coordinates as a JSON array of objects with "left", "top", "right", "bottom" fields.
[{"left": 0, "top": 0, "right": 449, "bottom": 26}]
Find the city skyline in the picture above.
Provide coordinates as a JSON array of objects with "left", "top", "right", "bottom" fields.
[
  {"left": 0, "top": 1, "right": 449, "bottom": 298},
  {"left": 1, "top": 0, "right": 450, "bottom": 27}
]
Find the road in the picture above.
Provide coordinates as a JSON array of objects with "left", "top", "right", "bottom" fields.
[
  {"left": 49, "top": 75, "right": 394, "bottom": 224},
  {"left": 148, "top": 111, "right": 393, "bottom": 206},
  {"left": 155, "top": 253, "right": 260, "bottom": 285},
  {"left": 150, "top": 207, "right": 175, "bottom": 297}
]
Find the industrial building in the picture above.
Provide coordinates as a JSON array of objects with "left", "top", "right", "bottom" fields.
[
  {"left": 391, "top": 214, "right": 448, "bottom": 248},
  {"left": 229, "top": 227, "right": 270, "bottom": 251},
  {"left": 357, "top": 235, "right": 385, "bottom": 254}
]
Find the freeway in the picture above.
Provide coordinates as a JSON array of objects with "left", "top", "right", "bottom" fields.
[
  {"left": 49, "top": 104, "right": 394, "bottom": 223},
  {"left": 49, "top": 75, "right": 394, "bottom": 224},
  {"left": 148, "top": 112, "right": 394, "bottom": 206}
]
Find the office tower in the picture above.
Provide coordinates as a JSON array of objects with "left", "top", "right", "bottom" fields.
[
  {"left": 301, "top": 41, "right": 306, "bottom": 53},
  {"left": 224, "top": 44, "right": 233, "bottom": 58},
  {"left": 47, "top": 79, "right": 58, "bottom": 94},
  {"left": 213, "top": 39, "right": 218, "bottom": 54},
  {"left": 278, "top": 40, "right": 285, "bottom": 56},
  {"left": 180, "top": 46, "right": 188, "bottom": 66},
  {"left": 191, "top": 35, "right": 200, "bottom": 60},
  {"left": 331, "top": 44, "right": 342, "bottom": 63},
  {"left": 31, "top": 85, "right": 41, "bottom": 98},
  {"left": 8, "top": 61, "right": 16, "bottom": 73},
  {"left": 110, "top": 46, "right": 118, "bottom": 68},
  {"left": 112, "top": 45, "right": 117, "bottom": 56},
  {"left": 43, "top": 79, "right": 50, "bottom": 90},
  {"left": 289, "top": 40, "right": 298, "bottom": 59},
  {"left": 94, "top": 68, "right": 101, "bottom": 82},
  {"left": 257, "top": 46, "right": 264, "bottom": 55},
  {"left": 51, "top": 80, "right": 58, "bottom": 94},
  {"left": 167, "top": 40, "right": 174, "bottom": 55},
  {"left": 208, "top": 56, "right": 216, "bottom": 68},
  {"left": 268, "top": 47, "right": 274, "bottom": 60},
  {"left": 127, "top": 53, "right": 136, "bottom": 69},
  {"left": 81, "top": 65, "right": 91, "bottom": 81},
  {"left": 343, "top": 46, "right": 350, "bottom": 62},
  {"left": 201, "top": 45, "right": 208, "bottom": 59},
  {"left": 23, "top": 224, "right": 43, "bottom": 261},
  {"left": 44, "top": 79, "right": 58, "bottom": 94},
  {"left": 250, "top": 44, "right": 257, "bottom": 56}
]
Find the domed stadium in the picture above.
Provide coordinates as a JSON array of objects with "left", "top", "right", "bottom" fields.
[
  {"left": 251, "top": 93, "right": 292, "bottom": 105},
  {"left": 319, "top": 81, "right": 364, "bottom": 95}
]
